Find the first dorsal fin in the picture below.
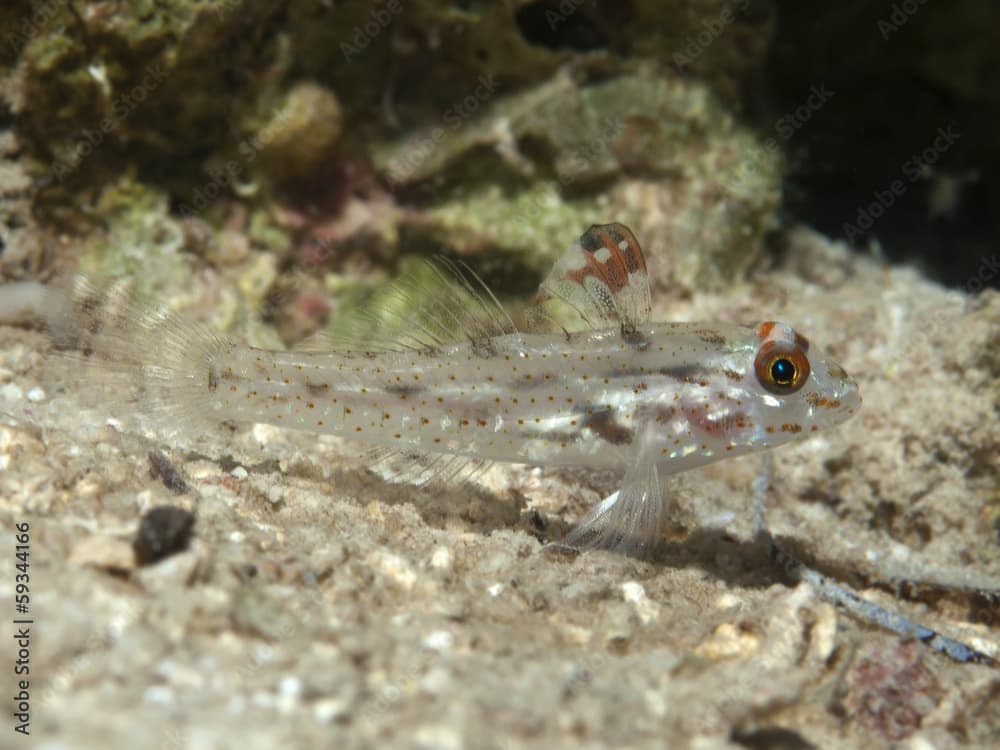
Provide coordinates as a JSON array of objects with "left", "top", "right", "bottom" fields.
[
  {"left": 530, "top": 223, "right": 652, "bottom": 336},
  {"left": 326, "top": 256, "right": 518, "bottom": 353}
]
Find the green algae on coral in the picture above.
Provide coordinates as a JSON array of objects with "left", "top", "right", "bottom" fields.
[
  {"left": 79, "top": 177, "right": 191, "bottom": 295},
  {"left": 18, "top": 0, "right": 287, "bottom": 188},
  {"left": 374, "top": 72, "right": 781, "bottom": 287},
  {"left": 247, "top": 82, "right": 344, "bottom": 186}
]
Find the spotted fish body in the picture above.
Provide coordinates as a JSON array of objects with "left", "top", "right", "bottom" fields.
[
  {"left": 213, "top": 322, "right": 855, "bottom": 471},
  {"left": 62, "top": 223, "right": 860, "bottom": 553}
]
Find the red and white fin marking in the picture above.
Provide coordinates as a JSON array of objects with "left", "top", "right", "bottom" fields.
[{"left": 533, "top": 223, "right": 652, "bottom": 335}]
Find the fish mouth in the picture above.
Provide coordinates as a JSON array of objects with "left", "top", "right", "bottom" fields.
[
  {"left": 808, "top": 360, "right": 861, "bottom": 424},
  {"left": 838, "top": 376, "right": 862, "bottom": 415},
  {"left": 826, "top": 370, "right": 862, "bottom": 422}
]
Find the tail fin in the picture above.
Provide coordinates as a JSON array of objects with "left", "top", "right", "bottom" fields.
[{"left": 45, "top": 277, "right": 233, "bottom": 432}]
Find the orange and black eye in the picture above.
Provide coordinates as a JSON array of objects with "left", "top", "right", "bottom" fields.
[{"left": 754, "top": 340, "right": 810, "bottom": 395}]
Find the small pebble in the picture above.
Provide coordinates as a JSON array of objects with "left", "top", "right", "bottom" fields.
[
  {"left": 621, "top": 581, "right": 660, "bottom": 624},
  {"left": 422, "top": 630, "right": 453, "bottom": 652},
  {"left": 148, "top": 450, "right": 190, "bottom": 494},
  {"left": 267, "top": 483, "right": 285, "bottom": 504},
  {"left": 133, "top": 505, "right": 196, "bottom": 566},
  {"left": 430, "top": 546, "right": 452, "bottom": 570}
]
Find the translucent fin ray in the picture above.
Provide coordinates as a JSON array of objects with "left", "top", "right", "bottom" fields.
[
  {"left": 327, "top": 257, "right": 518, "bottom": 353},
  {"left": 366, "top": 447, "right": 494, "bottom": 489},
  {"left": 561, "top": 435, "right": 665, "bottom": 558},
  {"left": 47, "top": 277, "right": 231, "bottom": 433}
]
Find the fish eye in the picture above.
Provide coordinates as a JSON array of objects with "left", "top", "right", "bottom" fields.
[
  {"left": 770, "top": 358, "right": 795, "bottom": 385},
  {"left": 754, "top": 341, "right": 809, "bottom": 395}
]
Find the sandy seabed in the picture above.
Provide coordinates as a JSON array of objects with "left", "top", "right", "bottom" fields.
[{"left": 1, "top": 227, "right": 998, "bottom": 749}]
